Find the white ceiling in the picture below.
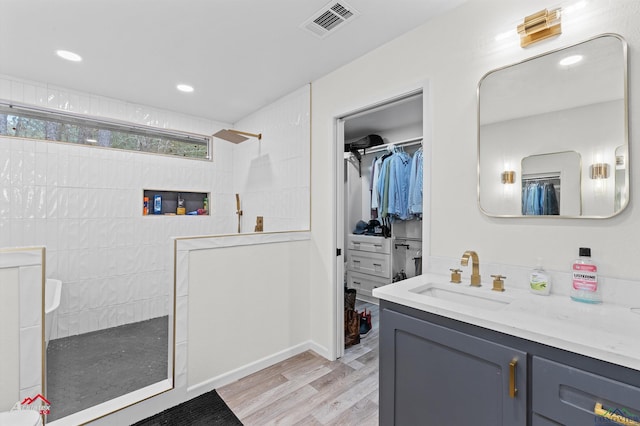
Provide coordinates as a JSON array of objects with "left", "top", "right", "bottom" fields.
[{"left": 0, "top": 0, "right": 465, "bottom": 125}]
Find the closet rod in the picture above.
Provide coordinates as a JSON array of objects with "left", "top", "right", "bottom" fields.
[
  {"left": 360, "top": 136, "right": 423, "bottom": 155},
  {"left": 522, "top": 176, "right": 561, "bottom": 183},
  {"left": 522, "top": 173, "right": 560, "bottom": 181}
]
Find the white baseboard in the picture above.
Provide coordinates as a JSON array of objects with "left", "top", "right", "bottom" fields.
[{"left": 186, "top": 340, "right": 328, "bottom": 395}]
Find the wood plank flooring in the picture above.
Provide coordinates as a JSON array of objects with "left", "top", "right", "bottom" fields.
[{"left": 218, "top": 300, "right": 379, "bottom": 425}]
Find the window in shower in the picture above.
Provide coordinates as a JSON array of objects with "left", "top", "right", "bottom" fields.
[{"left": 0, "top": 101, "right": 211, "bottom": 160}]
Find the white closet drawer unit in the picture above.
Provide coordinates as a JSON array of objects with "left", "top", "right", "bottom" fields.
[
  {"left": 347, "top": 235, "right": 390, "bottom": 254},
  {"left": 347, "top": 271, "right": 390, "bottom": 297},
  {"left": 347, "top": 250, "right": 391, "bottom": 279}
]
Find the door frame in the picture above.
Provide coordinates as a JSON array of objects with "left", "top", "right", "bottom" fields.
[{"left": 333, "top": 82, "right": 431, "bottom": 359}]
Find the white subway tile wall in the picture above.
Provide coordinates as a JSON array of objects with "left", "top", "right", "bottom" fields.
[
  {"left": 1, "top": 134, "right": 231, "bottom": 339},
  {"left": 233, "top": 85, "right": 311, "bottom": 233},
  {"left": 0, "top": 75, "right": 311, "bottom": 339}
]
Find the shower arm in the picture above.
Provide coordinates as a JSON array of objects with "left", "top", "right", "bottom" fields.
[{"left": 230, "top": 130, "right": 262, "bottom": 140}]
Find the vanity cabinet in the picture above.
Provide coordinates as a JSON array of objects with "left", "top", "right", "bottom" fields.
[
  {"left": 379, "top": 300, "right": 640, "bottom": 426},
  {"left": 379, "top": 307, "right": 527, "bottom": 425},
  {"left": 346, "top": 235, "right": 391, "bottom": 302}
]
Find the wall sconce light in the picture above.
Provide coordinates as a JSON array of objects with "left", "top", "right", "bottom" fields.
[
  {"left": 517, "top": 8, "right": 562, "bottom": 47},
  {"left": 501, "top": 170, "right": 516, "bottom": 184},
  {"left": 590, "top": 163, "right": 609, "bottom": 179}
]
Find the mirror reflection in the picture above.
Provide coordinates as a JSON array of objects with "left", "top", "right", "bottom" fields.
[{"left": 478, "top": 34, "right": 628, "bottom": 218}]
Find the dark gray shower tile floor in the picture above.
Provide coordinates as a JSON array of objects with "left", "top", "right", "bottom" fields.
[{"left": 46, "top": 316, "right": 168, "bottom": 421}]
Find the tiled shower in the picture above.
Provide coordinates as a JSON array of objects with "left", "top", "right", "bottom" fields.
[{"left": 0, "top": 74, "right": 310, "bottom": 341}]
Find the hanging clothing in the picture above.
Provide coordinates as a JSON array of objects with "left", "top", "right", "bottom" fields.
[
  {"left": 371, "top": 156, "right": 383, "bottom": 215},
  {"left": 376, "top": 152, "right": 393, "bottom": 219},
  {"left": 387, "top": 149, "right": 412, "bottom": 220},
  {"left": 541, "top": 182, "right": 559, "bottom": 215},
  {"left": 375, "top": 147, "right": 419, "bottom": 221},
  {"left": 522, "top": 181, "right": 559, "bottom": 215},
  {"left": 408, "top": 148, "right": 423, "bottom": 216}
]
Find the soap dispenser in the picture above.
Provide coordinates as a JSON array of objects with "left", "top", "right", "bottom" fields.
[{"left": 529, "top": 258, "right": 550, "bottom": 295}]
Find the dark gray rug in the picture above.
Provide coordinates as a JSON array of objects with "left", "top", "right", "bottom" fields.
[{"left": 131, "top": 390, "right": 243, "bottom": 425}]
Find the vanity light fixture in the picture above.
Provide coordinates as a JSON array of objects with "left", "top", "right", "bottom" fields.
[
  {"left": 517, "top": 8, "right": 562, "bottom": 48},
  {"left": 501, "top": 170, "right": 516, "bottom": 184},
  {"left": 590, "top": 163, "right": 609, "bottom": 179},
  {"left": 212, "top": 129, "right": 262, "bottom": 144},
  {"left": 56, "top": 49, "right": 82, "bottom": 62}
]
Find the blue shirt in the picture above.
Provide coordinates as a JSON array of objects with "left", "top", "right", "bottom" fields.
[
  {"left": 408, "top": 149, "right": 423, "bottom": 215},
  {"left": 387, "top": 151, "right": 412, "bottom": 220}
]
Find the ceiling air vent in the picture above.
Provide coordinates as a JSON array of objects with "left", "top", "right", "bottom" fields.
[{"left": 302, "top": 2, "right": 359, "bottom": 38}]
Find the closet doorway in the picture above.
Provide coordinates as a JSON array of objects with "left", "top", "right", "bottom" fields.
[{"left": 335, "top": 89, "right": 426, "bottom": 359}]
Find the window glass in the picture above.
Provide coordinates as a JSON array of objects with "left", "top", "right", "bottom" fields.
[{"left": 0, "top": 103, "right": 210, "bottom": 159}]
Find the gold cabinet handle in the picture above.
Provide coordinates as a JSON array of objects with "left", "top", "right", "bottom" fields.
[
  {"left": 509, "top": 358, "right": 518, "bottom": 398},
  {"left": 594, "top": 402, "right": 640, "bottom": 426}
]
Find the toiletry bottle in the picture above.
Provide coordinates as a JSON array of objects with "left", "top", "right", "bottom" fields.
[
  {"left": 571, "top": 247, "right": 602, "bottom": 304},
  {"left": 143, "top": 197, "right": 149, "bottom": 215},
  {"left": 154, "top": 194, "right": 162, "bottom": 214},
  {"left": 177, "top": 193, "right": 186, "bottom": 215},
  {"left": 529, "top": 258, "right": 550, "bottom": 295},
  {"left": 203, "top": 196, "right": 208, "bottom": 214}
]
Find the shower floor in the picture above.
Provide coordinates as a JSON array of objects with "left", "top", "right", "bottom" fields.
[{"left": 46, "top": 316, "right": 168, "bottom": 421}]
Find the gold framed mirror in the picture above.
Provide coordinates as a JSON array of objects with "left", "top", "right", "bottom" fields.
[{"left": 478, "top": 34, "right": 628, "bottom": 218}]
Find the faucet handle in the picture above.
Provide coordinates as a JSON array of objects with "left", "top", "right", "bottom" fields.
[
  {"left": 491, "top": 274, "right": 506, "bottom": 292},
  {"left": 450, "top": 268, "right": 462, "bottom": 284}
]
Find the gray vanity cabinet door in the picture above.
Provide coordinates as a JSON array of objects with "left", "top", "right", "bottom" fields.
[
  {"left": 379, "top": 308, "right": 527, "bottom": 426},
  {"left": 532, "top": 413, "right": 563, "bottom": 425}
]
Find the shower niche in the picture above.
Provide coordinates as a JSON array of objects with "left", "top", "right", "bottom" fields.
[{"left": 143, "top": 189, "right": 209, "bottom": 216}]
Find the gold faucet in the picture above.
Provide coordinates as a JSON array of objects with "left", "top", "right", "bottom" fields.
[{"left": 461, "top": 250, "right": 481, "bottom": 287}]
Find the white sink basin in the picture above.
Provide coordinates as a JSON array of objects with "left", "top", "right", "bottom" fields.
[{"left": 409, "top": 283, "right": 513, "bottom": 310}]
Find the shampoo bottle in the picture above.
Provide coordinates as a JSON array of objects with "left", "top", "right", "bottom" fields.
[
  {"left": 570, "top": 247, "right": 602, "bottom": 304},
  {"left": 529, "top": 258, "right": 550, "bottom": 295},
  {"left": 177, "top": 193, "right": 186, "bottom": 215},
  {"left": 153, "top": 194, "right": 162, "bottom": 214}
]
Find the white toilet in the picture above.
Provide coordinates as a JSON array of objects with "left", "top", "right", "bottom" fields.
[{"left": 0, "top": 410, "right": 42, "bottom": 426}]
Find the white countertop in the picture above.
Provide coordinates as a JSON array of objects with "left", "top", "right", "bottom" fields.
[{"left": 373, "top": 273, "right": 640, "bottom": 372}]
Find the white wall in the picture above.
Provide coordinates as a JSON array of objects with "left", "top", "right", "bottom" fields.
[
  {"left": 310, "top": 0, "right": 640, "bottom": 354},
  {"left": 187, "top": 239, "right": 311, "bottom": 387},
  {"left": 0, "top": 74, "right": 237, "bottom": 338}
]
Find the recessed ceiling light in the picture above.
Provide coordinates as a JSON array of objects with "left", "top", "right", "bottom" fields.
[
  {"left": 56, "top": 50, "right": 82, "bottom": 62},
  {"left": 559, "top": 55, "right": 583, "bottom": 66},
  {"left": 177, "top": 84, "right": 194, "bottom": 93}
]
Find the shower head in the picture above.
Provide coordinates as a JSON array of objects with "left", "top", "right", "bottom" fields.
[{"left": 212, "top": 129, "right": 262, "bottom": 144}]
